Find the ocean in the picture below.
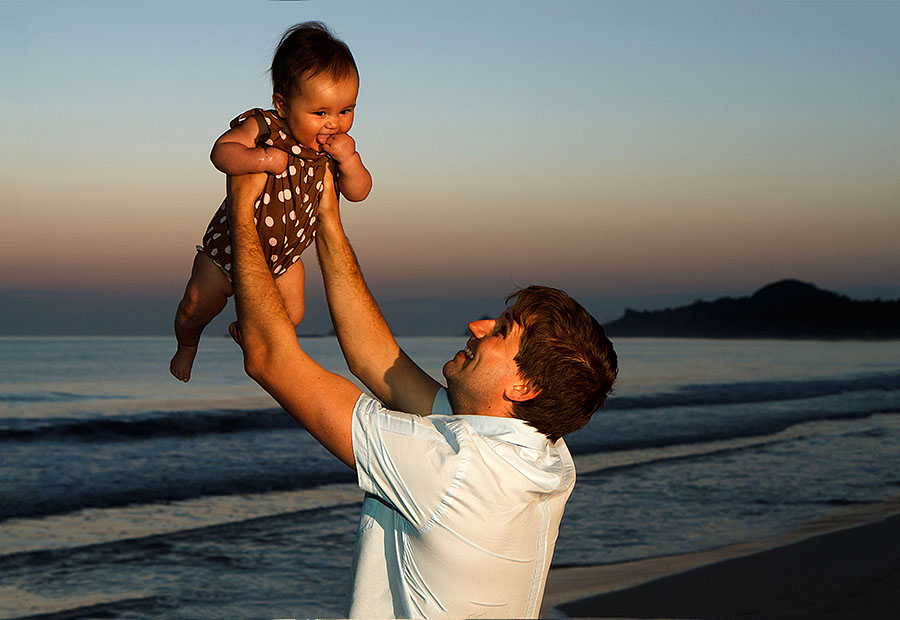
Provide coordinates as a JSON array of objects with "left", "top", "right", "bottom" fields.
[{"left": 1, "top": 335, "right": 899, "bottom": 619}]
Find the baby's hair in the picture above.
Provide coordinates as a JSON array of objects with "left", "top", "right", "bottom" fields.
[{"left": 271, "top": 22, "right": 358, "bottom": 98}]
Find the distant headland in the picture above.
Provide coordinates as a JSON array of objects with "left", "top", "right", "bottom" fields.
[{"left": 604, "top": 279, "right": 900, "bottom": 339}]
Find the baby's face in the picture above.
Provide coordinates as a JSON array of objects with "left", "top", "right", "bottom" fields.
[{"left": 274, "top": 72, "right": 358, "bottom": 151}]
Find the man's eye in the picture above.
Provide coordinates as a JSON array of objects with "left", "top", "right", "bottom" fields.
[{"left": 313, "top": 111, "right": 326, "bottom": 116}]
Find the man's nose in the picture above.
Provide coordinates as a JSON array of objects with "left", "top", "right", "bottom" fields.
[
  {"left": 324, "top": 114, "right": 338, "bottom": 129},
  {"left": 468, "top": 319, "right": 494, "bottom": 338}
]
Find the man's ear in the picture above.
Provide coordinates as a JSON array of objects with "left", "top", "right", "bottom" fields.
[{"left": 505, "top": 379, "right": 541, "bottom": 403}]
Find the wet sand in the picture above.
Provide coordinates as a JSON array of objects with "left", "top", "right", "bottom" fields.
[{"left": 542, "top": 497, "right": 900, "bottom": 619}]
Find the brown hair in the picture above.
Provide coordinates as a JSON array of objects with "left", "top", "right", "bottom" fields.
[
  {"left": 506, "top": 286, "right": 618, "bottom": 442},
  {"left": 271, "top": 22, "right": 358, "bottom": 98}
]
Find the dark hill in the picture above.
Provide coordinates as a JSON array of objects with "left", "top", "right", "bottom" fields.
[{"left": 605, "top": 279, "right": 900, "bottom": 339}]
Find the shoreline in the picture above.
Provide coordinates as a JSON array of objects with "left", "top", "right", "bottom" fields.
[{"left": 542, "top": 495, "right": 900, "bottom": 618}]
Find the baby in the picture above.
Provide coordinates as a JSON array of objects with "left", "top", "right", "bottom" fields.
[{"left": 170, "top": 22, "right": 371, "bottom": 381}]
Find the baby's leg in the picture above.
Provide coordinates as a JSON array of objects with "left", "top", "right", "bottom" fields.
[
  {"left": 276, "top": 258, "right": 306, "bottom": 327},
  {"left": 170, "top": 252, "right": 234, "bottom": 382}
]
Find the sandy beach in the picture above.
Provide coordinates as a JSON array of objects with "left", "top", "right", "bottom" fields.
[{"left": 543, "top": 497, "right": 900, "bottom": 619}]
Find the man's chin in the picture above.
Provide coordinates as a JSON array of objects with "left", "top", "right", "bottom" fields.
[{"left": 442, "top": 359, "right": 465, "bottom": 385}]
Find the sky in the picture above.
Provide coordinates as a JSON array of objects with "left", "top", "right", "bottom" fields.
[{"left": 2, "top": 0, "right": 898, "bottom": 335}]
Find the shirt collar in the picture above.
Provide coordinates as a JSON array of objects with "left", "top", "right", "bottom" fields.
[
  {"left": 461, "top": 414, "right": 551, "bottom": 450},
  {"left": 433, "top": 387, "right": 552, "bottom": 450}
]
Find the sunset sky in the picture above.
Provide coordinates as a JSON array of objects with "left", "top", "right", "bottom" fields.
[{"left": 2, "top": 1, "right": 898, "bottom": 335}]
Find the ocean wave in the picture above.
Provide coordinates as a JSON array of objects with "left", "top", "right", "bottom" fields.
[
  {"left": 0, "top": 408, "right": 294, "bottom": 441},
  {"left": 0, "top": 588, "right": 157, "bottom": 620},
  {"left": 0, "top": 483, "right": 364, "bottom": 558},
  {"left": 574, "top": 412, "right": 900, "bottom": 476},
  {"left": 605, "top": 371, "right": 900, "bottom": 410},
  {"left": 567, "top": 395, "right": 900, "bottom": 455},
  {"left": 0, "top": 390, "right": 127, "bottom": 404},
  {"left": 0, "top": 459, "right": 358, "bottom": 522},
  {"left": 3, "top": 371, "right": 899, "bottom": 444}
]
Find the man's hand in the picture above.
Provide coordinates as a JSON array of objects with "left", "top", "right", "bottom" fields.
[
  {"left": 318, "top": 133, "right": 357, "bottom": 163},
  {"left": 226, "top": 172, "right": 268, "bottom": 221}
]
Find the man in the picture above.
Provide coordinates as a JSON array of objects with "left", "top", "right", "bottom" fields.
[{"left": 227, "top": 169, "right": 617, "bottom": 618}]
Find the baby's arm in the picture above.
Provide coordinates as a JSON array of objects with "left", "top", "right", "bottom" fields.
[
  {"left": 320, "top": 133, "right": 372, "bottom": 202},
  {"left": 211, "top": 120, "right": 288, "bottom": 176}
]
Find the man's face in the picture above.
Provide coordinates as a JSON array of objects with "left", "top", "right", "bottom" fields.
[
  {"left": 273, "top": 71, "right": 358, "bottom": 151},
  {"left": 442, "top": 310, "right": 526, "bottom": 414}
]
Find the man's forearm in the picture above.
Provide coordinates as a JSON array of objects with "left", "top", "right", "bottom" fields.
[
  {"left": 314, "top": 181, "right": 440, "bottom": 414},
  {"left": 228, "top": 178, "right": 296, "bottom": 361},
  {"left": 314, "top": 203, "right": 399, "bottom": 382},
  {"left": 226, "top": 172, "right": 361, "bottom": 468}
]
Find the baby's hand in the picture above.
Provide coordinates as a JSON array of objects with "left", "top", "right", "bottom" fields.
[
  {"left": 318, "top": 133, "right": 357, "bottom": 163},
  {"left": 263, "top": 148, "right": 289, "bottom": 175}
]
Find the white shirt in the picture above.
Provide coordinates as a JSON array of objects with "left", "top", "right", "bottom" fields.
[{"left": 347, "top": 389, "right": 575, "bottom": 619}]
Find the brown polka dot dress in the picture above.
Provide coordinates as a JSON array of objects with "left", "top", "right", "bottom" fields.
[{"left": 200, "top": 108, "right": 338, "bottom": 280}]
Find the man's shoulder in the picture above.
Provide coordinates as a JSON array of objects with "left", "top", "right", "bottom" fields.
[{"left": 354, "top": 393, "right": 452, "bottom": 439}]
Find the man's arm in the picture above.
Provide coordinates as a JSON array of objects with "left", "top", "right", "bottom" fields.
[
  {"left": 314, "top": 168, "right": 441, "bottom": 414},
  {"left": 228, "top": 172, "right": 362, "bottom": 468}
]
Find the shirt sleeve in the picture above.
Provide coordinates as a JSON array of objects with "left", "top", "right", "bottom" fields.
[{"left": 352, "top": 394, "right": 467, "bottom": 528}]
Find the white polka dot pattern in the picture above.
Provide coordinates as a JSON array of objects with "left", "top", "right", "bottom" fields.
[{"left": 200, "top": 108, "right": 339, "bottom": 281}]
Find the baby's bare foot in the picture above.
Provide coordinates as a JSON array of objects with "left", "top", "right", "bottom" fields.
[{"left": 169, "top": 344, "right": 198, "bottom": 382}]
